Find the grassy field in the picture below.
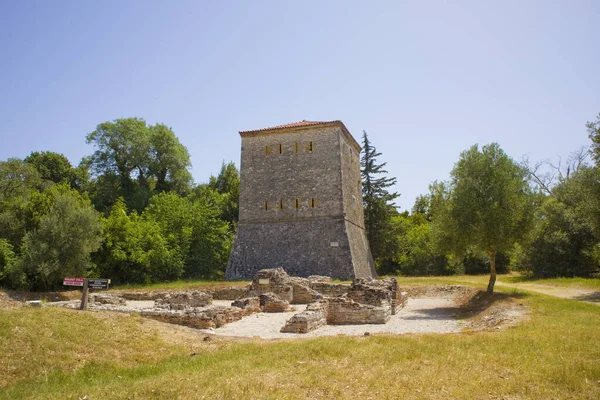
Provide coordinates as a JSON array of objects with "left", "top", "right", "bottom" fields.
[
  {"left": 1, "top": 277, "right": 599, "bottom": 399},
  {"left": 110, "top": 279, "right": 250, "bottom": 291}
]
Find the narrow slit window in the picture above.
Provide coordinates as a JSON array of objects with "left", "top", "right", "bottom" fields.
[
  {"left": 310, "top": 198, "right": 317, "bottom": 208},
  {"left": 265, "top": 145, "right": 272, "bottom": 155},
  {"left": 279, "top": 199, "right": 284, "bottom": 209},
  {"left": 294, "top": 199, "right": 300, "bottom": 209},
  {"left": 306, "top": 141, "right": 313, "bottom": 152},
  {"left": 278, "top": 144, "right": 283, "bottom": 154},
  {"left": 295, "top": 142, "right": 299, "bottom": 153},
  {"left": 264, "top": 201, "right": 269, "bottom": 210}
]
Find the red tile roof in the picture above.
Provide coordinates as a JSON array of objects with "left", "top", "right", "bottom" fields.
[
  {"left": 239, "top": 120, "right": 361, "bottom": 151},
  {"left": 240, "top": 120, "right": 338, "bottom": 133}
]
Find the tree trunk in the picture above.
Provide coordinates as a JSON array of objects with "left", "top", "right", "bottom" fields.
[{"left": 487, "top": 249, "right": 497, "bottom": 293}]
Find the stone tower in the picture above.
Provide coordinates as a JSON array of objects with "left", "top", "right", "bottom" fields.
[{"left": 226, "top": 120, "right": 376, "bottom": 280}]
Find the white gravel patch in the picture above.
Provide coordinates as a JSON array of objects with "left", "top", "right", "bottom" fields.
[
  {"left": 202, "top": 297, "right": 463, "bottom": 339},
  {"left": 125, "top": 300, "right": 156, "bottom": 309}
]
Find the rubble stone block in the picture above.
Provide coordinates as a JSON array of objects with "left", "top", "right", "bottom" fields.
[
  {"left": 326, "top": 298, "right": 391, "bottom": 325},
  {"left": 259, "top": 293, "right": 290, "bottom": 313},
  {"left": 155, "top": 291, "right": 212, "bottom": 310},
  {"left": 281, "top": 301, "right": 328, "bottom": 333},
  {"left": 90, "top": 294, "right": 126, "bottom": 305},
  {"left": 231, "top": 297, "right": 261, "bottom": 312},
  {"left": 211, "top": 287, "right": 250, "bottom": 300},
  {"left": 309, "top": 282, "right": 350, "bottom": 298}
]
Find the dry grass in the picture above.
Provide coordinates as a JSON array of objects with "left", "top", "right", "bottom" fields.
[{"left": 1, "top": 279, "right": 599, "bottom": 399}]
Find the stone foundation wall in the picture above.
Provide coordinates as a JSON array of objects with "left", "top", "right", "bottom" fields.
[
  {"left": 326, "top": 298, "right": 391, "bottom": 325},
  {"left": 155, "top": 291, "right": 212, "bottom": 310},
  {"left": 280, "top": 302, "right": 328, "bottom": 333},
  {"left": 309, "top": 282, "right": 350, "bottom": 298},
  {"left": 231, "top": 297, "right": 261, "bottom": 312},
  {"left": 211, "top": 287, "right": 249, "bottom": 300},
  {"left": 141, "top": 305, "right": 248, "bottom": 329},
  {"left": 259, "top": 293, "right": 290, "bottom": 313}
]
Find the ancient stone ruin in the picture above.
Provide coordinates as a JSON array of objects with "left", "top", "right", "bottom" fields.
[{"left": 46, "top": 268, "right": 406, "bottom": 335}]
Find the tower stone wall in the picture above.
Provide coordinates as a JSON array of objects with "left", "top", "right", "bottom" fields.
[{"left": 226, "top": 121, "right": 376, "bottom": 280}]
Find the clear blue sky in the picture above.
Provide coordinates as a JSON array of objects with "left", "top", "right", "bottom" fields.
[{"left": 1, "top": 1, "right": 599, "bottom": 211}]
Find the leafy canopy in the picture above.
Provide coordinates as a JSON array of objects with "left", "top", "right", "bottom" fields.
[{"left": 430, "top": 143, "right": 532, "bottom": 292}]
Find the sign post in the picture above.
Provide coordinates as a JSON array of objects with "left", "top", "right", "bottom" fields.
[
  {"left": 80, "top": 279, "right": 89, "bottom": 311},
  {"left": 63, "top": 277, "right": 111, "bottom": 311}
]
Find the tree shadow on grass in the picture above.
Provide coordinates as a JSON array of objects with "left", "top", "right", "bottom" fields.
[
  {"left": 572, "top": 292, "right": 600, "bottom": 303},
  {"left": 453, "top": 290, "right": 529, "bottom": 320},
  {"left": 403, "top": 289, "right": 530, "bottom": 322}
]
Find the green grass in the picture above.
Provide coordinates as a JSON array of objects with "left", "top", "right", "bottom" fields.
[
  {"left": 1, "top": 278, "right": 600, "bottom": 399},
  {"left": 110, "top": 279, "right": 250, "bottom": 291},
  {"left": 502, "top": 275, "right": 600, "bottom": 289}
]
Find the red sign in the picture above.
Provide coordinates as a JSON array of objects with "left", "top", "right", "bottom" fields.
[{"left": 63, "top": 277, "right": 85, "bottom": 287}]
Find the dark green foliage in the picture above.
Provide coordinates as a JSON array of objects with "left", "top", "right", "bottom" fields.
[
  {"left": 517, "top": 166, "right": 600, "bottom": 277},
  {"left": 462, "top": 251, "right": 509, "bottom": 275},
  {"left": 586, "top": 113, "right": 600, "bottom": 165},
  {"left": 207, "top": 161, "right": 240, "bottom": 228},
  {"left": 143, "top": 193, "right": 232, "bottom": 280},
  {"left": 24, "top": 151, "right": 79, "bottom": 187},
  {"left": 93, "top": 193, "right": 233, "bottom": 285},
  {"left": 386, "top": 213, "right": 450, "bottom": 276},
  {"left": 360, "top": 131, "right": 400, "bottom": 269},
  {"left": 14, "top": 190, "right": 102, "bottom": 290},
  {"left": 0, "top": 158, "right": 41, "bottom": 203},
  {"left": 92, "top": 198, "right": 184, "bottom": 284},
  {"left": 0, "top": 239, "right": 16, "bottom": 286},
  {"left": 86, "top": 118, "right": 192, "bottom": 212}
]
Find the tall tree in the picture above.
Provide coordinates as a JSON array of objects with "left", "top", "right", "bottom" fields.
[
  {"left": 16, "top": 190, "right": 102, "bottom": 290},
  {"left": 0, "top": 158, "right": 41, "bottom": 203},
  {"left": 586, "top": 113, "right": 600, "bottom": 165},
  {"left": 24, "top": 151, "right": 74, "bottom": 185},
  {"left": 430, "top": 143, "right": 532, "bottom": 293},
  {"left": 360, "top": 131, "right": 400, "bottom": 266},
  {"left": 86, "top": 118, "right": 192, "bottom": 211},
  {"left": 208, "top": 161, "right": 240, "bottom": 227},
  {"left": 148, "top": 123, "right": 192, "bottom": 195}
]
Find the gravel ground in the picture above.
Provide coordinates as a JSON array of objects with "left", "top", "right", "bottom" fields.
[{"left": 202, "top": 298, "right": 464, "bottom": 339}]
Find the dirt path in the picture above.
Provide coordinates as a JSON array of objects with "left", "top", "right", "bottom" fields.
[{"left": 495, "top": 281, "right": 600, "bottom": 305}]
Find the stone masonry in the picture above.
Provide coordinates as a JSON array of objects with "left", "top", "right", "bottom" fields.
[{"left": 226, "top": 120, "right": 376, "bottom": 281}]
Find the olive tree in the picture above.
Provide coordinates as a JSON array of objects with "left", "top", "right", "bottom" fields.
[{"left": 431, "top": 143, "right": 533, "bottom": 292}]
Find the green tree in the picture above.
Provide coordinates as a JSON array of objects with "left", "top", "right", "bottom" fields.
[
  {"left": 0, "top": 239, "right": 16, "bottom": 286},
  {"left": 16, "top": 190, "right": 103, "bottom": 290},
  {"left": 24, "top": 151, "right": 75, "bottom": 185},
  {"left": 430, "top": 143, "right": 532, "bottom": 293},
  {"left": 586, "top": 113, "right": 600, "bottom": 165},
  {"left": 360, "top": 131, "right": 400, "bottom": 268},
  {"left": 93, "top": 198, "right": 183, "bottom": 284},
  {"left": 148, "top": 124, "right": 193, "bottom": 195},
  {"left": 85, "top": 118, "right": 192, "bottom": 212},
  {"left": 143, "top": 192, "right": 233, "bottom": 279},
  {"left": 207, "top": 161, "right": 240, "bottom": 228},
  {"left": 0, "top": 158, "right": 41, "bottom": 203}
]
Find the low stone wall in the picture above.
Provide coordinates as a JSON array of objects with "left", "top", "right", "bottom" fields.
[
  {"left": 120, "top": 292, "right": 165, "bottom": 301},
  {"left": 211, "top": 287, "right": 249, "bottom": 300},
  {"left": 281, "top": 302, "right": 327, "bottom": 333},
  {"left": 155, "top": 291, "right": 212, "bottom": 310},
  {"left": 290, "top": 280, "right": 324, "bottom": 304},
  {"left": 259, "top": 293, "right": 290, "bottom": 313},
  {"left": 326, "top": 298, "right": 391, "bottom": 325},
  {"left": 141, "top": 305, "right": 249, "bottom": 329},
  {"left": 248, "top": 268, "right": 294, "bottom": 302},
  {"left": 89, "top": 294, "right": 126, "bottom": 305},
  {"left": 231, "top": 297, "right": 261, "bottom": 312},
  {"left": 309, "top": 282, "right": 350, "bottom": 298}
]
